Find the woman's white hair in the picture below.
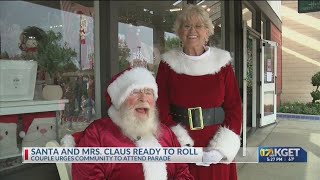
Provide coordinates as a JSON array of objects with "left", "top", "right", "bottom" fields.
[{"left": 173, "top": 4, "right": 214, "bottom": 36}]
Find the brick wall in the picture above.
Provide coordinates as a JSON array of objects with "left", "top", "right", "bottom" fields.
[
  {"left": 281, "top": 1, "right": 320, "bottom": 103},
  {"left": 271, "top": 23, "right": 282, "bottom": 107}
]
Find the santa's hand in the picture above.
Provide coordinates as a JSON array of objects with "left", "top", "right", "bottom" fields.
[{"left": 202, "top": 150, "right": 224, "bottom": 164}]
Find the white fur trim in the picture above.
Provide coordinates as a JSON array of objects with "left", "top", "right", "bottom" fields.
[
  {"left": 161, "top": 47, "right": 232, "bottom": 76},
  {"left": 108, "top": 105, "right": 167, "bottom": 180},
  {"left": 135, "top": 135, "right": 167, "bottom": 180},
  {"left": 19, "top": 131, "right": 25, "bottom": 138},
  {"left": 60, "top": 134, "right": 76, "bottom": 147},
  {"left": 171, "top": 124, "right": 194, "bottom": 147},
  {"left": 107, "top": 67, "right": 158, "bottom": 109},
  {"left": 108, "top": 105, "right": 121, "bottom": 124},
  {"left": 208, "top": 126, "right": 240, "bottom": 163},
  {"left": 108, "top": 105, "right": 119, "bottom": 119}
]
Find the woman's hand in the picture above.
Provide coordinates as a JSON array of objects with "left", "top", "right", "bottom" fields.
[
  {"left": 195, "top": 149, "right": 224, "bottom": 166},
  {"left": 202, "top": 149, "right": 224, "bottom": 164}
]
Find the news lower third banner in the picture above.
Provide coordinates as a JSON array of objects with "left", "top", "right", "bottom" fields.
[
  {"left": 22, "top": 147, "right": 308, "bottom": 163},
  {"left": 23, "top": 147, "right": 203, "bottom": 163}
]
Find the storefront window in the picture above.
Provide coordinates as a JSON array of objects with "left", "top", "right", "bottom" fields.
[
  {"left": 115, "top": 1, "right": 183, "bottom": 74},
  {"left": 199, "top": 1, "right": 223, "bottom": 48},
  {"left": 114, "top": 1, "right": 223, "bottom": 74},
  {"left": 0, "top": 1, "right": 97, "bottom": 139}
]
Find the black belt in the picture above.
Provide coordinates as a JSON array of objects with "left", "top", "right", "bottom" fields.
[{"left": 170, "top": 104, "right": 225, "bottom": 130}]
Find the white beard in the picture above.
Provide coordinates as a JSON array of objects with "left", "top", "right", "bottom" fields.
[
  {"left": 107, "top": 104, "right": 167, "bottom": 180},
  {"left": 118, "top": 104, "right": 160, "bottom": 141}
]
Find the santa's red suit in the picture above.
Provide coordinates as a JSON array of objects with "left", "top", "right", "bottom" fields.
[
  {"left": 71, "top": 67, "right": 194, "bottom": 180},
  {"left": 156, "top": 47, "right": 242, "bottom": 180},
  {"left": 72, "top": 111, "right": 193, "bottom": 180}
]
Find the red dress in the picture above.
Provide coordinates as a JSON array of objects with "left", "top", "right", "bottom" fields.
[
  {"left": 72, "top": 106, "right": 194, "bottom": 180},
  {"left": 156, "top": 47, "right": 242, "bottom": 180}
]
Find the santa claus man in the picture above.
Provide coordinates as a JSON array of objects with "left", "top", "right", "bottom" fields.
[{"left": 70, "top": 67, "right": 194, "bottom": 180}]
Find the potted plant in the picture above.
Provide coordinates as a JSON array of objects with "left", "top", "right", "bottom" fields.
[
  {"left": 35, "top": 30, "right": 77, "bottom": 82},
  {"left": 38, "top": 30, "right": 77, "bottom": 100},
  {"left": 311, "top": 71, "right": 320, "bottom": 103},
  {"left": 20, "top": 26, "right": 77, "bottom": 100}
]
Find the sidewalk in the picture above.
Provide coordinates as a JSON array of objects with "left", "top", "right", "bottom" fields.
[{"left": 237, "top": 118, "right": 320, "bottom": 180}]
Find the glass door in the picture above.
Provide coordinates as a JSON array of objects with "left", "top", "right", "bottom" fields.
[
  {"left": 260, "top": 40, "right": 277, "bottom": 126},
  {"left": 242, "top": 22, "right": 259, "bottom": 156}
]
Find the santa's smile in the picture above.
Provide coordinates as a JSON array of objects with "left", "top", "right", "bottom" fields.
[{"left": 135, "top": 108, "right": 149, "bottom": 115}]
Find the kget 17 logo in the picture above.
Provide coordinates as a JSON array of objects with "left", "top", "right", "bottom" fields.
[{"left": 258, "top": 147, "right": 307, "bottom": 163}]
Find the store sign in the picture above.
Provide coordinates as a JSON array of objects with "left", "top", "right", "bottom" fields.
[{"left": 298, "top": 0, "right": 320, "bottom": 13}]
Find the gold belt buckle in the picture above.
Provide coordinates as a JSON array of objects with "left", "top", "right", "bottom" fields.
[{"left": 188, "top": 107, "right": 204, "bottom": 130}]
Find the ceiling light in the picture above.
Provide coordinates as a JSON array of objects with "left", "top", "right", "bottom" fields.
[
  {"left": 173, "top": 0, "right": 182, "bottom": 6},
  {"left": 170, "top": 8, "right": 182, "bottom": 12},
  {"left": 197, "top": 0, "right": 205, "bottom": 5}
]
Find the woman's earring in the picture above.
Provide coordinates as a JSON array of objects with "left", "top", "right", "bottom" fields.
[{"left": 204, "top": 39, "right": 209, "bottom": 46}]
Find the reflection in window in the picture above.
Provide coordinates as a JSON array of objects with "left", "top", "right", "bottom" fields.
[
  {"left": 264, "top": 44, "right": 275, "bottom": 83},
  {"left": 115, "top": 1, "right": 223, "bottom": 74},
  {"left": 118, "top": 22, "right": 154, "bottom": 71},
  {"left": 247, "top": 37, "right": 254, "bottom": 93},
  {"left": 0, "top": 1, "right": 97, "bottom": 134},
  {"left": 164, "top": 32, "right": 180, "bottom": 52},
  {"left": 199, "top": 1, "right": 223, "bottom": 48},
  {"left": 115, "top": 1, "right": 180, "bottom": 74},
  {"left": 264, "top": 91, "right": 274, "bottom": 116}
]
